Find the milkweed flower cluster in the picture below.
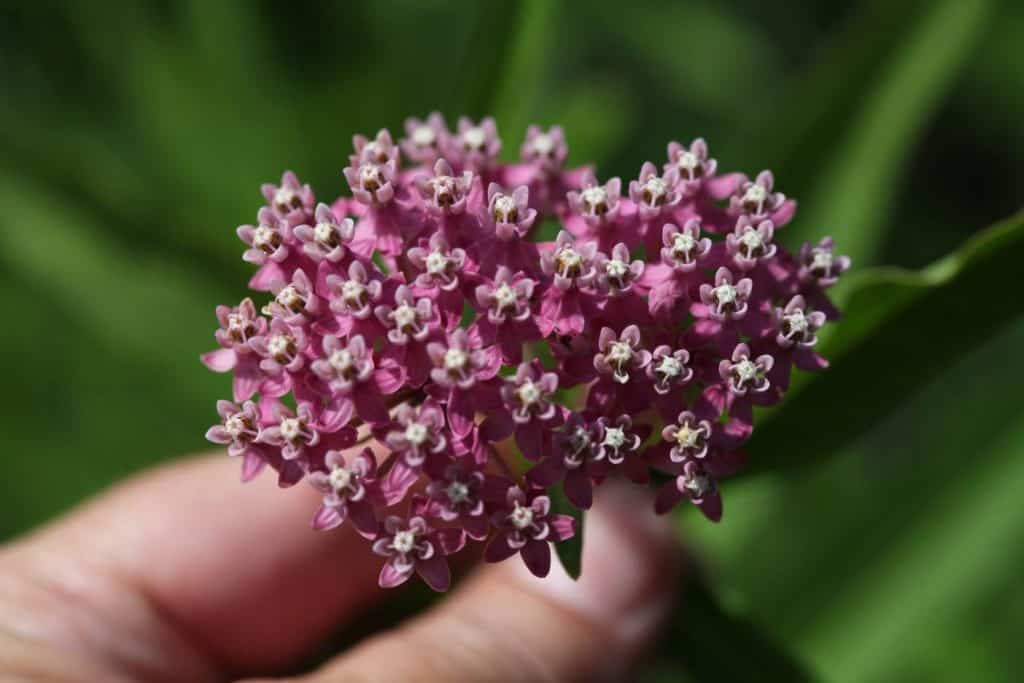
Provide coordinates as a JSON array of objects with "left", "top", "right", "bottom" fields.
[{"left": 204, "top": 115, "right": 847, "bottom": 592}]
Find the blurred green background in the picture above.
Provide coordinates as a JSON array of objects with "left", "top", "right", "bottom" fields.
[{"left": 1, "top": 0, "right": 1022, "bottom": 680}]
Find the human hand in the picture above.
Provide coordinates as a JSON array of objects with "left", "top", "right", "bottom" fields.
[{"left": 0, "top": 453, "right": 680, "bottom": 681}]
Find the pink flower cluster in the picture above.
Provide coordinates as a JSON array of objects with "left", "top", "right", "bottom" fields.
[{"left": 204, "top": 115, "right": 848, "bottom": 591}]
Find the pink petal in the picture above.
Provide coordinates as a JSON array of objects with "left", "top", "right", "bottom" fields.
[
  {"left": 201, "top": 348, "right": 237, "bottom": 373},
  {"left": 415, "top": 555, "right": 451, "bottom": 592},
  {"left": 520, "top": 540, "right": 552, "bottom": 578}
]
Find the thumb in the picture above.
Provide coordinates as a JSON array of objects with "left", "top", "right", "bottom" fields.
[{"left": 284, "top": 482, "right": 681, "bottom": 682}]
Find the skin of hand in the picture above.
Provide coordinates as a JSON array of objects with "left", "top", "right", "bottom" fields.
[{"left": 0, "top": 452, "right": 681, "bottom": 682}]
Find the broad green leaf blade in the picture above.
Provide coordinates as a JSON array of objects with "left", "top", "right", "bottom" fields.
[
  {"left": 651, "top": 576, "right": 813, "bottom": 683},
  {"left": 747, "top": 209, "right": 1024, "bottom": 476},
  {"left": 548, "top": 483, "right": 584, "bottom": 579},
  {"left": 788, "top": 0, "right": 993, "bottom": 266}
]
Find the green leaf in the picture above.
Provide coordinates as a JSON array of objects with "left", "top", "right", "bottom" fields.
[
  {"left": 650, "top": 576, "right": 813, "bottom": 682},
  {"left": 548, "top": 483, "right": 584, "bottom": 580},
  {"left": 747, "top": 208, "right": 1024, "bottom": 476},
  {"left": 787, "top": 0, "right": 994, "bottom": 266}
]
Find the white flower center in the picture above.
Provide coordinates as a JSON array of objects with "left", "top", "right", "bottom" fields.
[
  {"left": 743, "top": 183, "right": 767, "bottom": 204},
  {"left": 581, "top": 185, "right": 607, "bottom": 208},
  {"left": 735, "top": 359, "right": 758, "bottom": 382},
  {"left": 268, "top": 334, "right": 291, "bottom": 357},
  {"left": 672, "top": 231, "right": 695, "bottom": 254},
  {"left": 227, "top": 313, "right": 245, "bottom": 333},
  {"left": 274, "top": 187, "right": 296, "bottom": 208},
  {"left": 463, "top": 127, "right": 486, "bottom": 149},
  {"left": 685, "top": 474, "right": 712, "bottom": 496},
  {"left": 608, "top": 341, "right": 633, "bottom": 364},
  {"left": 341, "top": 280, "right": 364, "bottom": 301},
  {"left": 444, "top": 348, "right": 468, "bottom": 371},
  {"left": 253, "top": 226, "right": 275, "bottom": 248},
  {"left": 225, "top": 414, "right": 247, "bottom": 438},
  {"left": 277, "top": 285, "right": 302, "bottom": 307},
  {"left": 532, "top": 133, "right": 554, "bottom": 155},
  {"left": 644, "top": 177, "right": 667, "bottom": 200},
  {"left": 811, "top": 250, "right": 834, "bottom": 272},
  {"left": 677, "top": 151, "right": 699, "bottom": 170},
  {"left": 392, "top": 530, "right": 416, "bottom": 554},
  {"left": 329, "top": 467, "right": 352, "bottom": 491},
  {"left": 404, "top": 422, "right": 428, "bottom": 446},
  {"left": 314, "top": 222, "right": 334, "bottom": 243},
  {"left": 493, "top": 282, "right": 518, "bottom": 310},
  {"left": 605, "top": 259, "right": 628, "bottom": 279},
  {"left": 658, "top": 355, "right": 682, "bottom": 377},
  {"left": 493, "top": 194, "right": 517, "bottom": 222},
  {"left": 714, "top": 284, "right": 737, "bottom": 304},
  {"left": 280, "top": 417, "right": 301, "bottom": 441},
  {"left": 517, "top": 380, "right": 541, "bottom": 406},
  {"left": 329, "top": 349, "right": 354, "bottom": 372},
  {"left": 740, "top": 229, "right": 762, "bottom": 249},
  {"left": 557, "top": 247, "right": 582, "bottom": 272},
  {"left": 603, "top": 427, "right": 626, "bottom": 450},
  {"left": 412, "top": 125, "right": 435, "bottom": 147},
  {"left": 359, "top": 164, "right": 381, "bottom": 186},
  {"left": 446, "top": 481, "right": 470, "bottom": 504},
  {"left": 786, "top": 310, "right": 808, "bottom": 333},
  {"left": 510, "top": 504, "right": 534, "bottom": 530},
  {"left": 676, "top": 424, "right": 700, "bottom": 448},
  {"left": 425, "top": 250, "right": 448, "bottom": 275},
  {"left": 393, "top": 303, "right": 418, "bottom": 329}
]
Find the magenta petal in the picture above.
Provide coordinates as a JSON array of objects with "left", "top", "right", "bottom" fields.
[
  {"left": 379, "top": 562, "right": 412, "bottom": 589},
  {"left": 480, "top": 411, "right": 515, "bottom": 443},
  {"left": 381, "top": 461, "right": 421, "bottom": 505},
  {"left": 654, "top": 480, "right": 684, "bottom": 514},
  {"left": 484, "top": 531, "right": 518, "bottom": 563},
  {"left": 521, "top": 540, "right": 552, "bottom": 578},
  {"left": 698, "top": 491, "right": 723, "bottom": 522},
  {"left": 311, "top": 504, "right": 345, "bottom": 531},
  {"left": 526, "top": 457, "right": 565, "bottom": 488},
  {"left": 240, "top": 451, "right": 266, "bottom": 482},
  {"left": 201, "top": 348, "right": 236, "bottom": 372},
  {"left": 249, "top": 262, "right": 286, "bottom": 291},
  {"left": 706, "top": 449, "right": 748, "bottom": 478},
  {"left": 354, "top": 390, "right": 389, "bottom": 425},
  {"left": 549, "top": 514, "right": 576, "bottom": 542},
  {"left": 564, "top": 467, "right": 594, "bottom": 509},
  {"left": 373, "top": 363, "right": 407, "bottom": 394},
  {"left": 514, "top": 422, "right": 545, "bottom": 461},
  {"left": 415, "top": 555, "right": 451, "bottom": 592},
  {"left": 232, "top": 367, "right": 262, "bottom": 403},
  {"left": 321, "top": 398, "right": 355, "bottom": 432},
  {"left": 348, "top": 501, "right": 379, "bottom": 539},
  {"left": 277, "top": 461, "right": 305, "bottom": 488},
  {"left": 463, "top": 514, "right": 491, "bottom": 541},
  {"left": 446, "top": 390, "right": 474, "bottom": 439},
  {"left": 436, "top": 527, "right": 467, "bottom": 555}
]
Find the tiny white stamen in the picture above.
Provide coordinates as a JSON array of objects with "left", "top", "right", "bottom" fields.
[
  {"left": 412, "top": 125, "right": 435, "bottom": 147},
  {"left": 581, "top": 185, "right": 608, "bottom": 208},
  {"left": 735, "top": 359, "right": 758, "bottom": 382},
  {"left": 786, "top": 310, "right": 808, "bottom": 333},
  {"left": 685, "top": 473, "right": 713, "bottom": 496},
  {"left": 811, "top": 250, "right": 834, "bottom": 272},
  {"left": 329, "top": 467, "right": 352, "bottom": 491},
  {"left": 493, "top": 194, "right": 517, "bottom": 222},
  {"left": 743, "top": 183, "right": 767, "bottom": 208},
  {"left": 341, "top": 280, "right": 364, "bottom": 301},
  {"left": 446, "top": 481, "right": 470, "bottom": 504},
  {"left": 424, "top": 250, "right": 448, "bottom": 275},
  {"left": 329, "top": 349, "right": 354, "bottom": 372},
  {"left": 608, "top": 341, "right": 633, "bottom": 364},
  {"left": 274, "top": 187, "right": 296, "bottom": 208},
  {"left": 740, "top": 229, "right": 762, "bottom": 250},
  {"left": 672, "top": 231, "right": 695, "bottom": 254},
  {"left": 463, "top": 127, "right": 486, "bottom": 149},
  {"left": 392, "top": 530, "right": 416, "bottom": 554},
  {"left": 253, "top": 226, "right": 275, "bottom": 249},
  {"left": 714, "top": 284, "right": 737, "bottom": 305},
  {"left": 510, "top": 504, "right": 534, "bottom": 530},
  {"left": 677, "top": 151, "right": 699, "bottom": 171},
  {"left": 314, "top": 222, "right": 334, "bottom": 243},
  {"left": 444, "top": 348, "right": 468, "bottom": 371},
  {"left": 404, "top": 422, "right": 428, "bottom": 446},
  {"left": 605, "top": 259, "right": 628, "bottom": 279},
  {"left": 644, "top": 176, "right": 667, "bottom": 201},
  {"left": 268, "top": 334, "right": 291, "bottom": 357},
  {"left": 658, "top": 355, "right": 682, "bottom": 378},
  {"left": 225, "top": 414, "right": 248, "bottom": 438},
  {"left": 393, "top": 303, "right": 418, "bottom": 329},
  {"left": 277, "top": 285, "right": 302, "bottom": 307},
  {"left": 557, "top": 247, "right": 582, "bottom": 272},
  {"left": 676, "top": 423, "right": 700, "bottom": 448},
  {"left": 603, "top": 427, "right": 626, "bottom": 450},
  {"left": 280, "top": 417, "right": 301, "bottom": 441},
  {"left": 517, "top": 380, "right": 541, "bottom": 406},
  {"left": 492, "top": 283, "right": 518, "bottom": 310},
  {"left": 532, "top": 133, "right": 554, "bottom": 155}
]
